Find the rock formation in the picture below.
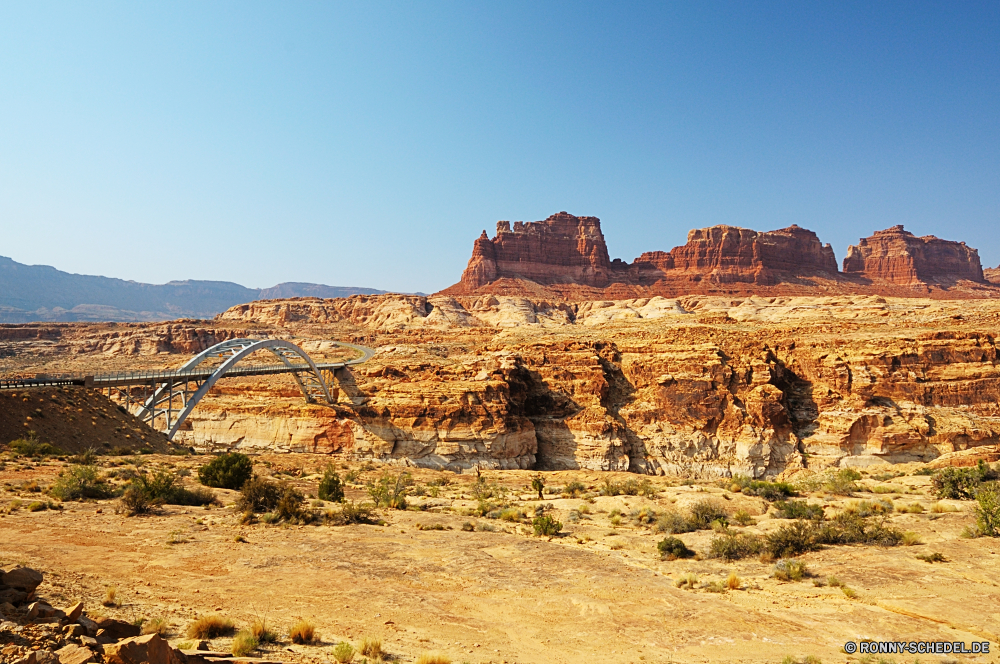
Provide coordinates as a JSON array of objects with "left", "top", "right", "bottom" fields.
[
  {"left": 458, "top": 212, "right": 613, "bottom": 289},
  {"left": 985, "top": 265, "right": 1000, "bottom": 284},
  {"left": 444, "top": 214, "right": 997, "bottom": 299},
  {"left": 842, "top": 225, "right": 985, "bottom": 285}
]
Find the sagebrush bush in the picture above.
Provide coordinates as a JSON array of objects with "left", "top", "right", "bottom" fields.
[
  {"left": 732, "top": 509, "right": 755, "bottom": 526},
  {"left": 932, "top": 461, "right": 996, "bottom": 500},
  {"left": 657, "top": 536, "right": 694, "bottom": 560},
  {"left": 186, "top": 615, "right": 235, "bottom": 639},
  {"left": 688, "top": 500, "right": 728, "bottom": 529},
  {"left": 275, "top": 484, "right": 307, "bottom": 522},
  {"left": 326, "top": 501, "right": 381, "bottom": 526},
  {"left": 766, "top": 521, "right": 820, "bottom": 558},
  {"left": 709, "top": 531, "right": 764, "bottom": 561},
  {"left": 9, "top": 432, "right": 63, "bottom": 458},
  {"left": 332, "top": 641, "right": 355, "bottom": 663},
  {"left": 128, "top": 470, "right": 218, "bottom": 507},
  {"left": 773, "top": 500, "right": 824, "bottom": 520},
  {"left": 50, "top": 465, "right": 115, "bottom": 501},
  {"left": 237, "top": 475, "right": 281, "bottom": 513},
  {"left": 198, "top": 452, "right": 253, "bottom": 490},
  {"left": 117, "top": 486, "right": 152, "bottom": 516},
  {"left": 824, "top": 468, "right": 861, "bottom": 496},
  {"left": 655, "top": 511, "right": 694, "bottom": 534},
  {"left": 973, "top": 484, "right": 1000, "bottom": 537},
  {"left": 367, "top": 472, "right": 411, "bottom": 509},
  {"left": 732, "top": 475, "right": 796, "bottom": 501},
  {"left": 318, "top": 465, "right": 344, "bottom": 503},
  {"left": 562, "top": 480, "right": 586, "bottom": 497}
]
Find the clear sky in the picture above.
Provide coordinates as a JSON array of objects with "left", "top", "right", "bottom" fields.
[{"left": 1, "top": 1, "right": 998, "bottom": 292}]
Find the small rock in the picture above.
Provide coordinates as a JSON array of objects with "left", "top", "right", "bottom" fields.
[
  {"left": 12, "top": 652, "right": 37, "bottom": 664},
  {"left": 62, "top": 602, "right": 84, "bottom": 623},
  {"left": 76, "top": 616, "right": 98, "bottom": 636},
  {"left": 64, "top": 624, "right": 85, "bottom": 638},
  {"left": 36, "top": 650, "right": 58, "bottom": 664},
  {"left": 196, "top": 641, "right": 210, "bottom": 651},
  {"left": 95, "top": 617, "right": 141, "bottom": 641},
  {"left": 79, "top": 637, "right": 99, "bottom": 650}
]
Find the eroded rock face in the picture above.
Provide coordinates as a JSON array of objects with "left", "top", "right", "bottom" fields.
[
  {"left": 843, "top": 225, "right": 985, "bottom": 285},
  {"left": 985, "top": 265, "right": 1000, "bottom": 284},
  {"left": 457, "top": 212, "right": 613, "bottom": 290}
]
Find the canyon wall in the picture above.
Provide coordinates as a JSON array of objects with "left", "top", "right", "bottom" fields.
[{"left": 843, "top": 225, "right": 985, "bottom": 285}]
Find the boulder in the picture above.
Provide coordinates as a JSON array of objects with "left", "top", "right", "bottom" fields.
[
  {"left": 77, "top": 615, "right": 99, "bottom": 636},
  {"left": 12, "top": 652, "right": 37, "bottom": 664},
  {"left": 2, "top": 567, "right": 44, "bottom": 594},
  {"left": 0, "top": 587, "right": 28, "bottom": 605},
  {"left": 64, "top": 624, "right": 86, "bottom": 637},
  {"left": 103, "top": 634, "right": 184, "bottom": 664},
  {"left": 95, "top": 617, "right": 141, "bottom": 641},
  {"left": 36, "top": 651, "right": 58, "bottom": 664}
]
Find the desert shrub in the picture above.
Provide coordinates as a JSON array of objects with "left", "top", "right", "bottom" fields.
[
  {"left": 237, "top": 475, "right": 281, "bottom": 513},
  {"left": 773, "top": 500, "right": 824, "bottom": 520},
  {"left": 497, "top": 507, "right": 526, "bottom": 522},
  {"left": 732, "top": 475, "right": 796, "bottom": 501},
  {"left": 688, "top": 500, "right": 728, "bottom": 529},
  {"left": 709, "top": 531, "right": 764, "bottom": 561},
  {"left": 118, "top": 486, "right": 152, "bottom": 516},
  {"left": 332, "top": 641, "right": 355, "bottom": 663},
  {"left": 326, "top": 501, "right": 382, "bottom": 526},
  {"left": 732, "top": 509, "right": 755, "bottom": 526},
  {"left": 674, "top": 573, "right": 698, "bottom": 589},
  {"left": 367, "top": 471, "right": 412, "bottom": 510},
  {"left": 913, "top": 466, "right": 936, "bottom": 476},
  {"left": 562, "top": 480, "right": 586, "bottom": 498},
  {"left": 916, "top": 551, "right": 947, "bottom": 563},
  {"left": 933, "top": 461, "right": 997, "bottom": 500},
  {"left": 931, "top": 501, "right": 958, "bottom": 513},
  {"left": 130, "top": 470, "right": 217, "bottom": 507},
  {"left": 531, "top": 475, "right": 545, "bottom": 499},
  {"left": 657, "top": 536, "right": 694, "bottom": 560},
  {"left": 972, "top": 483, "right": 1000, "bottom": 537},
  {"left": 901, "top": 531, "right": 922, "bottom": 546},
  {"left": 773, "top": 558, "right": 808, "bottom": 581},
  {"left": 765, "top": 521, "right": 820, "bottom": 558},
  {"left": 824, "top": 468, "right": 861, "bottom": 496},
  {"left": 50, "top": 465, "right": 115, "bottom": 501},
  {"left": 198, "top": 452, "right": 253, "bottom": 490},
  {"left": 841, "top": 586, "right": 857, "bottom": 599},
  {"left": 250, "top": 618, "right": 278, "bottom": 644},
  {"left": 532, "top": 515, "right": 562, "bottom": 536},
  {"left": 600, "top": 477, "right": 643, "bottom": 496},
  {"left": 187, "top": 615, "right": 235, "bottom": 639},
  {"left": 725, "top": 571, "right": 741, "bottom": 590},
  {"left": 416, "top": 654, "right": 451, "bottom": 664},
  {"left": 289, "top": 619, "right": 317, "bottom": 644},
  {"left": 142, "top": 618, "right": 169, "bottom": 636},
  {"left": 71, "top": 447, "right": 99, "bottom": 465},
  {"left": 813, "top": 512, "right": 903, "bottom": 547},
  {"left": 318, "top": 466, "right": 344, "bottom": 503},
  {"left": 9, "top": 432, "right": 62, "bottom": 458},
  {"left": 275, "top": 484, "right": 307, "bottom": 522},
  {"left": 232, "top": 630, "right": 259, "bottom": 657},
  {"left": 903, "top": 502, "right": 926, "bottom": 513},
  {"left": 845, "top": 499, "right": 894, "bottom": 517},
  {"left": 27, "top": 501, "right": 46, "bottom": 512},
  {"left": 655, "top": 511, "right": 695, "bottom": 534},
  {"left": 631, "top": 506, "right": 657, "bottom": 526}
]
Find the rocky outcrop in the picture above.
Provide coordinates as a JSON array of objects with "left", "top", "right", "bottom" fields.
[
  {"left": 456, "top": 212, "right": 613, "bottom": 290},
  {"left": 985, "top": 265, "right": 1000, "bottom": 284},
  {"left": 843, "top": 225, "right": 985, "bottom": 285}
]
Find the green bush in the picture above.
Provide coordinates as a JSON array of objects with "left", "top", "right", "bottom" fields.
[
  {"left": 118, "top": 486, "right": 152, "bottom": 516},
  {"left": 708, "top": 531, "right": 764, "bottom": 561},
  {"left": 50, "top": 465, "right": 115, "bottom": 501},
  {"left": 657, "top": 536, "right": 694, "bottom": 560},
  {"left": 773, "top": 500, "right": 825, "bottom": 520},
  {"left": 198, "top": 452, "right": 253, "bottom": 490},
  {"left": 326, "top": 501, "right": 382, "bottom": 526},
  {"left": 236, "top": 475, "right": 281, "bottom": 513},
  {"left": 733, "top": 475, "right": 796, "bottom": 501},
  {"left": 688, "top": 500, "right": 729, "bottom": 529},
  {"left": 532, "top": 515, "right": 562, "bottom": 536},
  {"left": 973, "top": 483, "right": 1000, "bottom": 537},
  {"left": 367, "top": 471, "right": 412, "bottom": 510},
  {"left": 531, "top": 475, "right": 546, "bottom": 499},
  {"left": 318, "top": 466, "right": 345, "bottom": 503},
  {"left": 655, "top": 511, "right": 695, "bottom": 534},
  {"left": 275, "top": 484, "right": 307, "bottom": 522},
  {"left": 813, "top": 512, "right": 903, "bottom": 547},
  {"left": 9, "top": 432, "right": 63, "bottom": 458},
  {"left": 932, "top": 461, "right": 997, "bottom": 500},
  {"left": 128, "top": 470, "right": 218, "bottom": 507},
  {"left": 825, "top": 468, "right": 861, "bottom": 495},
  {"left": 562, "top": 480, "right": 586, "bottom": 498},
  {"left": 765, "top": 521, "right": 820, "bottom": 558}
]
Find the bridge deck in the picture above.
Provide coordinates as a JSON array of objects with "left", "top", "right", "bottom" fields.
[{"left": 0, "top": 362, "right": 350, "bottom": 390}]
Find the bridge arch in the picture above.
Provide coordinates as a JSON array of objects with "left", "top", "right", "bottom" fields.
[{"left": 134, "top": 338, "right": 358, "bottom": 440}]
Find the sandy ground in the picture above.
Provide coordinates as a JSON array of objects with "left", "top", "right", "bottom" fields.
[{"left": 1, "top": 455, "right": 999, "bottom": 664}]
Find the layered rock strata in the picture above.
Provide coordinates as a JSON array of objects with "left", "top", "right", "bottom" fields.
[{"left": 843, "top": 225, "right": 985, "bottom": 285}]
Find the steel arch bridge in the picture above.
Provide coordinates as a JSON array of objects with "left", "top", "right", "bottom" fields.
[{"left": 0, "top": 338, "right": 373, "bottom": 440}]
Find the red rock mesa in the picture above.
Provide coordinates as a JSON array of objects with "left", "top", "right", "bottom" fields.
[{"left": 842, "top": 225, "right": 985, "bottom": 285}]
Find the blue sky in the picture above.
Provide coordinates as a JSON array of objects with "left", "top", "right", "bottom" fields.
[{"left": 1, "top": 1, "right": 998, "bottom": 292}]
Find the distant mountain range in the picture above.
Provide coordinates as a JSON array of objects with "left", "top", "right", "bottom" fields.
[{"left": 0, "top": 255, "right": 393, "bottom": 323}]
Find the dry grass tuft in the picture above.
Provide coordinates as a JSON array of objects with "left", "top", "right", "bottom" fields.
[
  {"left": 360, "top": 637, "right": 383, "bottom": 659},
  {"left": 102, "top": 586, "right": 118, "bottom": 607},
  {"left": 251, "top": 618, "right": 279, "bottom": 644},
  {"left": 232, "top": 630, "right": 259, "bottom": 657},
  {"left": 141, "top": 617, "right": 169, "bottom": 636},
  {"left": 725, "top": 571, "right": 741, "bottom": 590},
  {"left": 901, "top": 531, "right": 922, "bottom": 546},
  {"left": 416, "top": 653, "right": 451, "bottom": 664},
  {"left": 186, "top": 615, "right": 235, "bottom": 639},
  {"left": 289, "top": 619, "right": 318, "bottom": 645}
]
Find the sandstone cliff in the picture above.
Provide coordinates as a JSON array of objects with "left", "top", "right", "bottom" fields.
[
  {"left": 444, "top": 214, "right": 996, "bottom": 299},
  {"left": 985, "top": 265, "right": 1000, "bottom": 284},
  {"left": 843, "top": 225, "right": 985, "bottom": 285}
]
